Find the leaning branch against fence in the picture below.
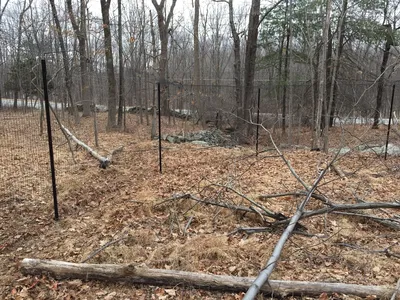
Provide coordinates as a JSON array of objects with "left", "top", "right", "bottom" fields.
[
  {"left": 20, "top": 258, "right": 398, "bottom": 298},
  {"left": 61, "top": 125, "right": 123, "bottom": 168},
  {"left": 29, "top": 74, "right": 76, "bottom": 163}
]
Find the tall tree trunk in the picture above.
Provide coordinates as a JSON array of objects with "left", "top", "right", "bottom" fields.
[
  {"left": 281, "top": 0, "right": 290, "bottom": 136},
  {"left": 149, "top": 9, "right": 157, "bottom": 107},
  {"left": 287, "top": 0, "right": 294, "bottom": 144},
  {"left": 193, "top": 0, "right": 200, "bottom": 120},
  {"left": 101, "top": 0, "right": 117, "bottom": 129},
  {"left": 312, "top": 0, "right": 331, "bottom": 151},
  {"left": 330, "top": 0, "right": 348, "bottom": 127},
  {"left": 0, "top": 0, "right": 10, "bottom": 110},
  {"left": 117, "top": 0, "right": 124, "bottom": 128},
  {"left": 227, "top": 0, "right": 242, "bottom": 128},
  {"left": 277, "top": 28, "right": 285, "bottom": 129},
  {"left": 151, "top": 0, "right": 177, "bottom": 115},
  {"left": 66, "top": 0, "right": 90, "bottom": 117},
  {"left": 141, "top": 0, "right": 149, "bottom": 126},
  {"left": 14, "top": 0, "right": 32, "bottom": 110},
  {"left": 322, "top": 26, "right": 333, "bottom": 151},
  {"left": 241, "top": 0, "right": 261, "bottom": 138},
  {"left": 322, "top": 26, "right": 333, "bottom": 127},
  {"left": 372, "top": 24, "right": 393, "bottom": 129}
]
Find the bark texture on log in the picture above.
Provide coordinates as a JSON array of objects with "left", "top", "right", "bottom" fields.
[{"left": 20, "top": 259, "right": 396, "bottom": 298}]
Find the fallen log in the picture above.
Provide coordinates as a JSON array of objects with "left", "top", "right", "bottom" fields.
[
  {"left": 61, "top": 125, "right": 123, "bottom": 168},
  {"left": 20, "top": 258, "right": 397, "bottom": 298},
  {"left": 331, "top": 163, "right": 346, "bottom": 179}
]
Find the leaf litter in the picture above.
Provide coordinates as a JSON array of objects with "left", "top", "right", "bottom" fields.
[{"left": 1, "top": 112, "right": 400, "bottom": 299}]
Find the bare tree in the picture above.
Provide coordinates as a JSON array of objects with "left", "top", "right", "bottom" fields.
[
  {"left": 372, "top": 24, "right": 393, "bottom": 129},
  {"left": 241, "top": 0, "right": 261, "bottom": 137},
  {"left": 66, "top": 0, "right": 91, "bottom": 117},
  {"left": 13, "top": 0, "right": 33, "bottom": 110},
  {"left": 227, "top": 0, "right": 242, "bottom": 125},
  {"left": 312, "top": 0, "right": 332, "bottom": 151},
  {"left": 329, "top": 0, "right": 348, "bottom": 127},
  {"left": 151, "top": 0, "right": 177, "bottom": 115},
  {"left": 193, "top": 0, "right": 200, "bottom": 114},
  {"left": 49, "top": 0, "right": 77, "bottom": 122},
  {"left": 324, "top": 0, "right": 348, "bottom": 150},
  {"left": 281, "top": 0, "right": 291, "bottom": 136},
  {"left": 117, "top": 0, "right": 124, "bottom": 128},
  {"left": 0, "top": 0, "right": 10, "bottom": 109},
  {"left": 100, "top": 0, "right": 117, "bottom": 129}
]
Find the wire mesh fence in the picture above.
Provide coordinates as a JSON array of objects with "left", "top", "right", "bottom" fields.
[
  {"left": 2, "top": 72, "right": 400, "bottom": 217},
  {"left": 0, "top": 103, "right": 52, "bottom": 203}
]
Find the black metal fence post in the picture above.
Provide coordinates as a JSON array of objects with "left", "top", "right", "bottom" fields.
[
  {"left": 256, "top": 88, "right": 261, "bottom": 155},
  {"left": 385, "top": 84, "right": 396, "bottom": 160},
  {"left": 41, "top": 59, "right": 59, "bottom": 221},
  {"left": 158, "top": 82, "right": 162, "bottom": 173}
]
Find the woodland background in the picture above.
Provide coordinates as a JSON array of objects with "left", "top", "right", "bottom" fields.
[{"left": 1, "top": 0, "right": 400, "bottom": 299}]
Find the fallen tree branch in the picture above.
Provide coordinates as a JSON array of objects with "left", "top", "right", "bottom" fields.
[
  {"left": 301, "top": 202, "right": 400, "bottom": 219},
  {"left": 20, "top": 258, "right": 398, "bottom": 298},
  {"left": 30, "top": 73, "right": 77, "bottom": 164},
  {"left": 49, "top": 106, "right": 77, "bottom": 164},
  {"left": 211, "top": 184, "right": 284, "bottom": 220},
  {"left": 331, "top": 163, "right": 346, "bottom": 179},
  {"left": 332, "top": 211, "right": 400, "bottom": 230},
  {"left": 258, "top": 191, "right": 330, "bottom": 204},
  {"left": 105, "top": 146, "right": 124, "bottom": 165},
  {"left": 267, "top": 201, "right": 400, "bottom": 228},
  {"left": 335, "top": 242, "right": 400, "bottom": 259},
  {"left": 259, "top": 125, "right": 310, "bottom": 191},
  {"left": 154, "top": 193, "right": 286, "bottom": 222},
  {"left": 228, "top": 226, "right": 313, "bottom": 237},
  {"left": 81, "top": 237, "right": 127, "bottom": 263},
  {"left": 61, "top": 125, "right": 123, "bottom": 168},
  {"left": 391, "top": 279, "right": 400, "bottom": 300},
  {"left": 243, "top": 168, "right": 329, "bottom": 300}
]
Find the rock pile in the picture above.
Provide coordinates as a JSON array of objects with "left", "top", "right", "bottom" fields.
[{"left": 161, "top": 130, "right": 236, "bottom": 147}]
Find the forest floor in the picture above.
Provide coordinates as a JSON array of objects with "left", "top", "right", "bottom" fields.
[{"left": 1, "top": 111, "right": 400, "bottom": 299}]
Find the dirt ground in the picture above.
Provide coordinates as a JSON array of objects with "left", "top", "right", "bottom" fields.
[{"left": 1, "top": 111, "right": 400, "bottom": 299}]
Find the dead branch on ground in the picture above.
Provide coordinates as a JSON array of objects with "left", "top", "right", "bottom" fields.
[
  {"left": 61, "top": 124, "right": 123, "bottom": 168},
  {"left": 211, "top": 183, "right": 283, "bottom": 219},
  {"left": 331, "top": 162, "right": 346, "bottom": 179},
  {"left": 20, "top": 258, "right": 399, "bottom": 298},
  {"left": 258, "top": 191, "right": 330, "bottom": 204},
  {"left": 154, "top": 193, "right": 284, "bottom": 223},
  {"left": 243, "top": 168, "right": 330, "bottom": 299},
  {"left": 332, "top": 211, "right": 400, "bottom": 230},
  {"left": 335, "top": 242, "right": 400, "bottom": 259}
]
